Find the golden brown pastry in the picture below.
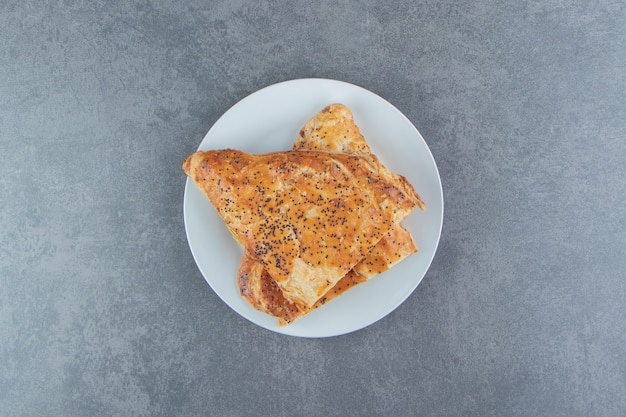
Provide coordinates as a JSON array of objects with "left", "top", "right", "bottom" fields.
[
  {"left": 238, "top": 223, "right": 417, "bottom": 325},
  {"left": 183, "top": 147, "right": 422, "bottom": 308},
  {"left": 237, "top": 254, "right": 305, "bottom": 325},
  {"left": 292, "top": 103, "right": 373, "bottom": 157},
  {"left": 236, "top": 104, "right": 420, "bottom": 324}
]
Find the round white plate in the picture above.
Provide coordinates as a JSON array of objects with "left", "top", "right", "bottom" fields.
[{"left": 183, "top": 78, "right": 443, "bottom": 337}]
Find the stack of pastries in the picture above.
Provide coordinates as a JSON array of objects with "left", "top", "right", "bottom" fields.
[{"left": 183, "top": 104, "right": 424, "bottom": 325}]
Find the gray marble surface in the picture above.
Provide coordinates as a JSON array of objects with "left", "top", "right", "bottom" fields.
[{"left": 1, "top": 1, "right": 625, "bottom": 416}]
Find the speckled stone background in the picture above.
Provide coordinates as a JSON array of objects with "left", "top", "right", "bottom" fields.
[{"left": 1, "top": 1, "right": 625, "bottom": 416}]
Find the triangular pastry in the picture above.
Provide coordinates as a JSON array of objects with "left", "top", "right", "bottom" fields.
[
  {"left": 183, "top": 141, "right": 422, "bottom": 309},
  {"left": 183, "top": 148, "right": 420, "bottom": 307},
  {"left": 183, "top": 104, "right": 425, "bottom": 322},
  {"left": 237, "top": 104, "right": 422, "bottom": 324}
]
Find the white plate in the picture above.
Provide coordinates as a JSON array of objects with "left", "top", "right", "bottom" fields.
[{"left": 183, "top": 78, "right": 443, "bottom": 337}]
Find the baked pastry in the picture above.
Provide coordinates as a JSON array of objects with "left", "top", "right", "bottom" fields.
[
  {"left": 182, "top": 104, "right": 424, "bottom": 321},
  {"left": 237, "top": 104, "right": 420, "bottom": 324},
  {"left": 292, "top": 103, "right": 373, "bottom": 157},
  {"left": 184, "top": 156, "right": 421, "bottom": 307},
  {"left": 238, "top": 222, "right": 417, "bottom": 325}
]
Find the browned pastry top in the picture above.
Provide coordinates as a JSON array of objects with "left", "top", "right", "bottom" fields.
[{"left": 183, "top": 148, "right": 421, "bottom": 307}]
